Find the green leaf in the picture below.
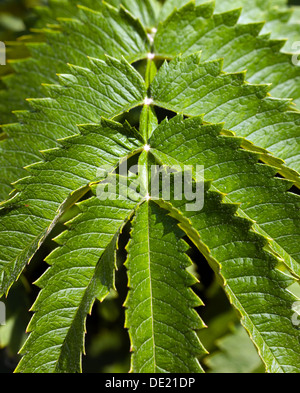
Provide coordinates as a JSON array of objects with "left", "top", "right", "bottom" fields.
[
  {"left": 213, "top": 0, "right": 300, "bottom": 54},
  {"left": 0, "top": 119, "right": 143, "bottom": 297},
  {"left": 159, "top": 0, "right": 208, "bottom": 21},
  {"left": 56, "top": 3, "right": 150, "bottom": 64},
  {"left": 149, "top": 115, "right": 300, "bottom": 278},
  {"left": 0, "top": 0, "right": 150, "bottom": 124},
  {"left": 16, "top": 181, "right": 138, "bottom": 373},
  {"left": 0, "top": 0, "right": 299, "bottom": 374},
  {"left": 151, "top": 53, "right": 300, "bottom": 175},
  {"left": 0, "top": 55, "right": 146, "bottom": 200},
  {"left": 113, "top": 0, "right": 161, "bottom": 28},
  {"left": 154, "top": 1, "right": 300, "bottom": 107},
  {"left": 124, "top": 201, "right": 206, "bottom": 373},
  {"left": 160, "top": 0, "right": 300, "bottom": 53},
  {"left": 291, "top": 6, "right": 300, "bottom": 24},
  {"left": 204, "top": 324, "right": 264, "bottom": 373},
  {"left": 155, "top": 180, "right": 300, "bottom": 373},
  {"left": 2, "top": 0, "right": 300, "bottom": 204}
]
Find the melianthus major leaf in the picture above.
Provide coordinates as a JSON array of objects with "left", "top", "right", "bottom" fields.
[
  {"left": 1, "top": 107, "right": 299, "bottom": 372},
  {"left": 149, "top": 115, "right": 300, "bottom": 278},
  {"left": 0, "top": 0, "right": 299, "bottom": 374},
  {"left": 37, "top": 0, "right": 162, "bottom": 29},
  {"left": 125, "top": 201, "right": 206, "bottom": 373},
  {"left": 1, "top": 0, "right": 300, "bottom": 202},
  {"left": 15, "top": 180, "right": 139, "bottom": 373},
  {"left": 146, "top": 115, "right": 300, "bottom": 371},
  {"left": 213, "top": 0, "right": 300, "bottom": 54},
  {"left": 156, "top": 181, "right": 300, "bottom": 373},
  {"left": 0, "top": 0, "right": 151, "bottom": 125},
  {"left": 155, "top": 2, "right": 300, "bottom": 107},
  {"left": 0, "top": 118, "right": 143, "bottom": 296},
  {"left": 151, "top": 53, "right": 300, "bottom": 175},
  {"left": 161, "top": 0, "right": 300, "bottom": 53},
  {"left": 109, "top": 0, "right": 161, "bottom": 28},
  {"left": 0, "top": 55, "right": 146, "bottom": 199}
]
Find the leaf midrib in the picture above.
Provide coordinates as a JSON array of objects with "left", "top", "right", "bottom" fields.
[{"left": 145, "top": 201, "right": 157, "bottom": 373}]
